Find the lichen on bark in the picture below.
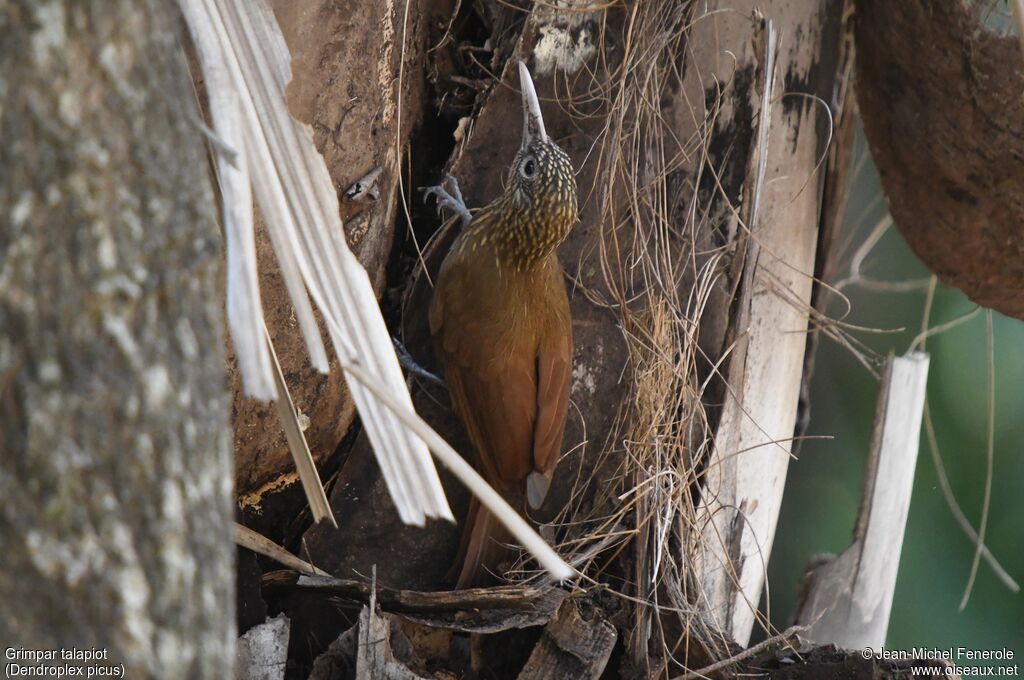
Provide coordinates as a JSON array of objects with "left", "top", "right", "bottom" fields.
[{"left": 0, "top": 1, "right": 234, "bottom": 677}]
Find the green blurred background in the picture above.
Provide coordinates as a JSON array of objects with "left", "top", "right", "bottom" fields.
[{"left": 760, "top": 125, "right": 1024, "bottom": 660}]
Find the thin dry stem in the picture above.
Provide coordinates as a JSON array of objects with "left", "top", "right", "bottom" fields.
[{"left": 959, "top": 311, "right": 996, "bottom": 610}]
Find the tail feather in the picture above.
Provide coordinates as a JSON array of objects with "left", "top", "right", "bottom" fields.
[
  {"left": 449, "top": 497, "right": 513, "bottom": 588},
  {"left": 526, "top": 470, "right": 552, "bottom": 509}
]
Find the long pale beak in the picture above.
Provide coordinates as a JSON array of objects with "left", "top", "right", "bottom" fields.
[{"left": 519, "top": 61, "right": 547, "bottom": 146}]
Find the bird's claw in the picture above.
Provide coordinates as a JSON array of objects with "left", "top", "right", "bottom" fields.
[
  {"left": 423, "top": 175, "right": 472, "bottom": 227},
  {"left": 443, "top": 174, "right": 465, "bottom": 205}
]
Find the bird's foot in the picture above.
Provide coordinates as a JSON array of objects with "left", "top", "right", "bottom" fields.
[
  {"left": 392, "top": 336, "right": 445, "bottom": 387},
  {"left": 423, "top": 175, "right": 472, "bottom": 228}
]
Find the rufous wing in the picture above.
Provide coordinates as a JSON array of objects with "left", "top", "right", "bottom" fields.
[
  {"left": 430, "top": 267, "right": 537, "bottom": 489},
  {"left": 527, "top": 328, "right": 571, "bottom": 508}
]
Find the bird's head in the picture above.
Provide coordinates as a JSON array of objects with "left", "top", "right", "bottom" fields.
[{"left": 502, "top": 63, "right": 578, "bottom": 249}]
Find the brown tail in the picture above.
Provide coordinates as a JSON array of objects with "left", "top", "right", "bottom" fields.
[{"left": 449, "top": 497, "right": 513, "bottom": 588}]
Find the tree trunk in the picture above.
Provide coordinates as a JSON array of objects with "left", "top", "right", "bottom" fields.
[{"left": 0, "top": 1, "right": 234, "bottom": 677}]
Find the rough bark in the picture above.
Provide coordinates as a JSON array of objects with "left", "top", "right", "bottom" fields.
[
  {"left": 0, "top": 1, "right": 234, "bottom": 677},
  {"left": 356, "top": 605, "right": 431, "bottom": 680},
  {"left": 237, "top": 614, "right": 291, "bottom": 680},
  {"left": 516, "top": 599, "right": 617, "bottom": 680}
]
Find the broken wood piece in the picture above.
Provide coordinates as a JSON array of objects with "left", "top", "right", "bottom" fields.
[
  {"left": 308, "top": 624, "right": 359, "bottom": 680},
  {"left": 688, "top": 3, "right": 835, "bottom": 647},
  {"left": 235, "top": 523, "right": 331, "bottom": 576},
  {"left": 796, "top": 353, "right": 930, "bottom": 650},
  {"left": 516, "top": 599, "right": 616, "bottom": 679},
  {"left": 237, "top": 613, "right": 291, "bottom": 680},
  {"left": 262, "top": 570, "right": 567, "bottom": 633},
  {"left": 357, "top": 604, "right": 430, "bottom": 680},
  {"left": 264, "top": 323, "right": 337, "bottom": 526}
]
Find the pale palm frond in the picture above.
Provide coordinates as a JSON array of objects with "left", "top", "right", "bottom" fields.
[{"left": 179, "top": 0, "right": 449, "bottom": 526}]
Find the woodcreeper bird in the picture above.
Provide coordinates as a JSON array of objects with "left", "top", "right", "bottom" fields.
[{"left": 425, "top": 63, "right": 578, "bottom": 587}]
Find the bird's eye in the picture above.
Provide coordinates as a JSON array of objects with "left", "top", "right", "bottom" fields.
[{"left": 521, "top": 157, "right": 537, "bottom": 179}]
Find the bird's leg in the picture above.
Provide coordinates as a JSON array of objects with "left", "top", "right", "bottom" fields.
[
  {"left": 423, "top": 174, "right": 472, "bottom": 228},
  {"left": 444, "top": 174, "right": 467, "bottom": 210},
  {"left": 392, "top": 336, "right": 445, "bottom": 387}
]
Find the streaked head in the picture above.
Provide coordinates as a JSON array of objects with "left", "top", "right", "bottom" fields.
[{"left": 505, "top": 62, "right": 578, "bottom": 241}]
